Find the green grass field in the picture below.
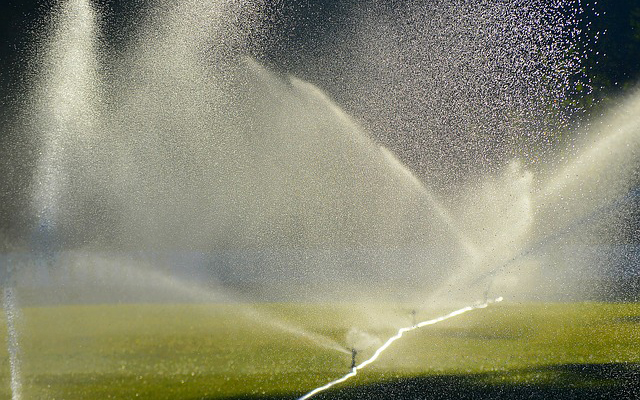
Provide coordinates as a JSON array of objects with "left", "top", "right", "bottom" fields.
[{"left": 0, "top": 302, "right": 638, "bottom": 399}]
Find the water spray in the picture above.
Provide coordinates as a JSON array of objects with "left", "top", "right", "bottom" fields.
[
  {"left": 299, "top": 297, "right": 504, "bottom": 400},
  {"left": 3, "top": 287, "right": 22, "bottom": 400},
  {"left": 467, "top": 184, "right": 640, "bottom": 297},
  {"left": 1, "top": 241, "right": 22, "bottom": 400}
]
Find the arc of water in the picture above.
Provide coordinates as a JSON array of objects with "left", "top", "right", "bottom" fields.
[
  {"left": 534, "top": 89, "right": 640, "bottom": 229},
  {"left": 80, "top": 254, "right": 350, "bottom": 355},
  {"left": 377, "top": 146, "right": 481, "bottom": 259},
  {"left": 298, "top": 297, "right": 504, "bottom": 400},
  {"left": 288, "top": 74, "right": 479, "bottom": 259}
]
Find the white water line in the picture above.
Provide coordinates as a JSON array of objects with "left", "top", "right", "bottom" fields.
[
  {"left": 3, "top": 287, "right": 22, "bottom": 400},
  {"left": 299, "top": 297, "right": 504, "bottom": 400}
]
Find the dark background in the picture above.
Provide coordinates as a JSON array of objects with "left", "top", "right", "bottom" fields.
[{"left": 2, "top": 0, "right": 640, "bottom": 111}]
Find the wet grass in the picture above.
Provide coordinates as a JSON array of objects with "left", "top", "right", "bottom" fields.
[{"left": 0, "top": 302, "right": 638, "bottom": 399}]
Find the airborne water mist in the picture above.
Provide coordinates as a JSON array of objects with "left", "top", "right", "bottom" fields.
[
  {"left": 0, "top": 0, "right": 638, "bottom": 397},
  {"left": 1, "top": 0, "right": 634, "bottom": 314},
  {"left": 0, "top": 0, "right": 633, "bottom": 311}
]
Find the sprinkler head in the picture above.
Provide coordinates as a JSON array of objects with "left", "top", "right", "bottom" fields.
[{"left": 350, "top": 348, "right": 357, "bottom": 369}]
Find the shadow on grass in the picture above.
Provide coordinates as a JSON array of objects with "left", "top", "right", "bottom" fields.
[{"left": 212, "top": 363, "right": 640, "bottom": 400}]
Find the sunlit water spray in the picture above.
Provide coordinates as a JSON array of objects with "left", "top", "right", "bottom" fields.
[
  {"left": 535, "top": 88, "right": 640, "bottom": 235},
  {"left": 20, "top": 0, "right": 604, "bottom": 308},
  {"left": 449, "top": 91, "right": 640, "bottom": 301},
  {"left": 299, "top": 297, "right": 504, "bottom": 399},
  {"left": 3, "top": 287, "right": 22, "bottom": 400},
  {"left": 6, "top": 0, "right": 638, "bottom": 396},
  {"left": 31, "top": 0, "right": 99, "bottom": 227}
]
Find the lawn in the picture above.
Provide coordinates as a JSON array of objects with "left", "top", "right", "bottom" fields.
[{"left": 0, "top": 302, "right": 638, "bottom": 399}]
